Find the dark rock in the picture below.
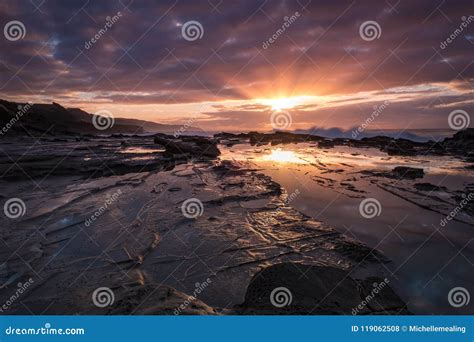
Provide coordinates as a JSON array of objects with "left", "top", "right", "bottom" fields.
[
  {"left": 318, "top": 139, "right": 335, "bottom": 149},
  {"left": 248, "top": 131, "right": 323, "bottom": 146},
  {"left": 237, "top": 263, "right": 409, "bottom": 314},
  {"left": 391, "top": 166, "right": 424, "bottom": 179},
  {"left": 361, "top": 166, "right": 424, "bottom": 180},
  {"left": 357, "top": 277, "right": 409, "bottom": 314},
  {"left": 441, "top": 129, "right": 474, "bottom": 157},
  {"left": 106, "top": 284, "right": 218, "bottom": 315},
  {"left": 154, "top": 135, "right": 220, "bottom": 158},
  {"left": 0, "top": 136, "right": 177, "bottom": 179},
  {"left": 414, "top": 183, "right": 447, "bottom": 192}
]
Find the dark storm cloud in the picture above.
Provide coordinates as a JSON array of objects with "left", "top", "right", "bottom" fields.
[{"left": 0, "top": 0, "right": 472, "bottom": 128}]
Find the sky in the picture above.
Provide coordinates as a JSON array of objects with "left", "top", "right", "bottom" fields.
[{"left": 0, "top": 0, "right": 472, "bottom": 132}]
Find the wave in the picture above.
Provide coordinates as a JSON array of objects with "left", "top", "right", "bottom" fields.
[{"left": 292, "top": 127, "right": 454, "bottom": 143}]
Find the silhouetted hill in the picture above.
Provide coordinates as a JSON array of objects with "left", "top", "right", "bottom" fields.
[{"left": 0, "top": 99, "right": 199, "bottom": 136}]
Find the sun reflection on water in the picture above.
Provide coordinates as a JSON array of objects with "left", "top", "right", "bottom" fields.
[{"left": 261, "top": 148, "right": 308, "bottom": 164}]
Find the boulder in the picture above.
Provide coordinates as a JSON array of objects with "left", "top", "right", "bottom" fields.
[
  {"left": 154, "top": 135, "right": 220, "bottom": 158},
  {"left": 391, "top": 166, "right": 424, "bottom": 179},
  {"left": 237, "top": 263, "right": 409, "bottom": 315}
]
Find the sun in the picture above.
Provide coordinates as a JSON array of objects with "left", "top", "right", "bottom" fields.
[
  {"left": 262, "top": 96, "right": 309, "bottom": 112},
  {"left": 269, "top": 98, "right": 296, "bottom": 111}
]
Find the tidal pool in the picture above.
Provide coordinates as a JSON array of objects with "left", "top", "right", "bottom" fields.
[{"left": 220, "top": 143, "right": 474, "bottom": 314}]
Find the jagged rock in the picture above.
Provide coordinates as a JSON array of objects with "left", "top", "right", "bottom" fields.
[
  {"left": 154, "top": 135, "right": 220, "bottom": 158},
  {"left": 441, "top": 129, "right": 474, "bottom": 156},
  {"left": 226, "top": 129, "right": 473, "bottom": 159}
]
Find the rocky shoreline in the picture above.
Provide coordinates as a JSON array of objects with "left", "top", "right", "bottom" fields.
[
  {"left": 216, "top": 129, "right": 473, "bottom": 160},
  {"left": 0, "top": 133, "right": 416, "bottom": 315},
  {"left": 1, "top": 128, "right": 473, "bottom": 314}
]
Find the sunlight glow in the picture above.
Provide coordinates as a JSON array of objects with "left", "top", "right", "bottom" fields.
[
  {"left": 270, "top": 98, "right": 297, "bottom": 111},
  {"left": 262, "top": 148, "right": 308, "bottom": 164},
  {"left": 263, "top": 96, "right": 307, "bottom": 111}
]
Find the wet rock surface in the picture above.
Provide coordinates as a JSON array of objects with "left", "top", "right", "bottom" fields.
[
  {"left": 218, "top": 140, "right": 474, "bottom": 314},
  {"left": 0, "top": 136, "right": 179, "bottom": 179},
  {"left": 0, "top": 137, "right": 400, "bottom": 315},
  {"left": 2, "top": 131, "right": 472, "bottom": 315}
]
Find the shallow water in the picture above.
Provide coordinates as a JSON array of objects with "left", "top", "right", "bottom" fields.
[
  {"left": 119, "top": 147, "right": 166, "bottom": 154},
  {"left": 220, "top": 143, "right": 474, "bottom": 314}
]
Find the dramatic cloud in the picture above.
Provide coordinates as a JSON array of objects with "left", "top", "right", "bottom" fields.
[{"left": 0, "top": 0, "right": 472, "bottom": 130}]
